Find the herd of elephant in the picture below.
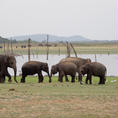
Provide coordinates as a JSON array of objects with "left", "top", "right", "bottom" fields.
[{"left": 0, "top": 54, "right": 107, "bottom": 84}]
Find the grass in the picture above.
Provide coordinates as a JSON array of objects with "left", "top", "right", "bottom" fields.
[
  {"left": 0, "top": 43, "right": 118, "bottom": 55},
  {"left": 0, "top": 76, "right": 117, "bottom": 118}
]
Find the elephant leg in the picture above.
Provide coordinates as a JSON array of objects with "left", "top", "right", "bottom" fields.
[
  {"left": 98, "top": 76, "right": 102, "bottom": 84},
  {"left": 87, "top": 74, "right": 92, "bottom": 84},
  {"left": 6, "top": 71, "right": 12, "bottom": 82},
  {"left": 21, "top": 74, "right": 26, "bottom": 83},
  {"left": 0, "top": 75, "right": 5, "bottom": 83},
  {"left": 100, "top": 76, "right": 105, "bottom": 84},
  {"left": 85, "top": 76, "right": 88, "bottom": 84},
  {"left": 60, "top": 75, "right": 64, "bottom": 82},
  {"left": 38, "top": 72, "right": 44, "bottom": 83},
  {"left": 102, "top": 76, "right": 106, "bottom": 84},
  {"left": 104, "top": 76, "right": 106, "bottom": 84},
  {"left": 0, "top": 69, "right": 11, "bottom": 82},
  {"left": 65, "top": 75, "right": 69, "bottom": 82},
  {"left": 71, "top": 76, "right": 75, "bottom": 83},
  {"left": 78, "top": 74, "right": 83, "bottom": 84},
  {"left": 59, "top": 72, "right": 64, "bottom": 82},
  {"left": 89, "top": 78, "right": 92, "bottom": 84},
  {"left": 101, "top": 75, "right": 106, "bottom": 84}
]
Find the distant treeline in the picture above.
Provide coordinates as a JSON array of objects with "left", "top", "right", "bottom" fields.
[{"left": 0, "top": 36, "right": 17, "bottom": 43}]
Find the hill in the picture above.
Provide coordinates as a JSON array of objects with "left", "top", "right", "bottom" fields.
[
  {"left": 0, "top": 36, "right": 9, "bottom": 43},
  {"left": 1, "top": 34, "right": 117, "bottom": 44},
  {"left": 0, "top": 36, "right": 17, "bottom": 43},
  {"left": 11, "top": 34, "right": 91, "bottom": 42}
]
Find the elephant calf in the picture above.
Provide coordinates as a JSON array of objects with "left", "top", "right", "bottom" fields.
[
  {"left": 80, "top": 62, "right": 107, "bottom": 84},
  {"left": 21, "top": 61, "right": 51, "bottom": 83},
  {"left": 51, "top": 62, "right": 82, "bottom": 84},
  {"left": 60, "top": 57, "right": 91, "bottom": 82}
]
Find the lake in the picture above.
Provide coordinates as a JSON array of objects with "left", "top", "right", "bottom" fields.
[{"left": 8, "top": 54, "right": 118, "bottom": 76}]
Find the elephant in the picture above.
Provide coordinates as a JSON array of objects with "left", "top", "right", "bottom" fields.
[
  {"left": 21, "top": 61, "right": 51, "bottom": 83},
  {"left": 0, "top": 55, "right": 17, "bottom": 83},
  {"left": 59, "top": 57, "right": 91, "bottom": 82},
  {"left": 0, "top": 69, "right": 5, "bottom": 83},
  {"left": 50, "top": 62, "right": 82, "bottom": 84},
  {"left": 79, "top": 62, "right": 107, "bottom": 84}
]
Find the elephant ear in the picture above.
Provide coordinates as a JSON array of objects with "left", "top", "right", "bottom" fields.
[
  {"left": 44, "top": 63, "right": 48, "bottom": 67},
  {"left": 41, "top": 63, "right": 48, "bottom": 69},
  {"left": 43, "top": 63, "right": 48, "bottom": 69},
  {"left": 40, "top": 63, "right": 43, "bottom": 69},
  {"left": 85, "top": 64, "right": 91, "bottom": 73},
  {"left": 4, "top": 55, "right": 9, "bottom": 64},
  {"left": 56, "top": 64, "right": 60, "bottom": 71}
]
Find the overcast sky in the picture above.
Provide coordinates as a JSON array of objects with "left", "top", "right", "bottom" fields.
[{"left": 0, "top": 0, "right": 117, "bottom": 40}]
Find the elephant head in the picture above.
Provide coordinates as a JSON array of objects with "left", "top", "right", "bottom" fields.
[
  {"left": 50, "top": 64, "right": 58, "bottom": 77},
  {"left": 41, "top": 63, "right": 51, "bottom": 83},
  {"left": 5, "top": 55, "right": 18, "bottom": 83},
  {"left": 79, "top": 64, "right": 89, "bottom": 75}
]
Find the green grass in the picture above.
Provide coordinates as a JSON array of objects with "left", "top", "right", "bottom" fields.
[{"left": 0, "top": 76, "right": 118, "bottom": 118}]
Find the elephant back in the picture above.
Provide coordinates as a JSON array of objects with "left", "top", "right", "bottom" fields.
[
  {"left": 60, "top": 57, "right": 91, "bottom": 69},
  {"left": 22, "top": 61, "right": 39, "bottom": 69}
]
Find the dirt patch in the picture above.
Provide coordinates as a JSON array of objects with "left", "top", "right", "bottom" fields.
[{"left": 0, "top": 96, "right": 117, "bottom": 118}]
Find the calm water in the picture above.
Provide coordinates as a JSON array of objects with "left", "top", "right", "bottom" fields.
[{"left": 8, "top": 54, "right": 118, "bottom": 76}]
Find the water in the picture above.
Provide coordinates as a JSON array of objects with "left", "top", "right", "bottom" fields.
[{"left": 8, "top": 54, "right": 118, "bottom": 76}]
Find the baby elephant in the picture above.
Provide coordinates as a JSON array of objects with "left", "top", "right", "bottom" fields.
[
  {"left": 21, "top": 61, "right": 51, "bottom": 83},
  {"left": 80, "top": 62, "right": 107, "bottom": 84},
  {"left": 51, "top": 62, "right": 82, "bottom": 84}
]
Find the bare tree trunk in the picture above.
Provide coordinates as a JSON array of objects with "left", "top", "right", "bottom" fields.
[
  {"left": 28, "top": 38, "right": 31, "bottom": 62},
  {"left": 7, "top": 41, "right": 10, "bottom": 54},
  {"left": 10, "top": 40, "right": 13, "bottom": 54},
  {"left": 95, "top": 54, "right": 97, "bottom": 62},
  {"left": 70, "top": 43, "right": 78, "bottom": 57},
  {"left": 66, "top": 42, "right": 70, "bottom": 57},
  {"left": 46, "top": 35, "right": 49, "bottom": 60},
  {"left": 58, "top": 47, "right": 60, "bottom": 56},
  {"left": 3, "top": 41, "right": 6, "bottom": 54}
]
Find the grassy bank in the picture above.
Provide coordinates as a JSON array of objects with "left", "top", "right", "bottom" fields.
[
  {"left": 0, "top": 76, "right": 117, "bottom": 118},
  {"left": 0, "top": 43, "right": 118, "bottom": 55}
]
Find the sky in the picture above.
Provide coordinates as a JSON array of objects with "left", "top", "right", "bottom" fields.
[{"left": 0, "top": 0, "right": 117, "bottom": 40}]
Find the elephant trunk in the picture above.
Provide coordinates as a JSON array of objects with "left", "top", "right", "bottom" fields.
[
  {"left": 48, "top": 71, "right": 51, "bottom": 83},
  {"left": 13, "top": 66, "right": 18, "bottom": 83},
  {"left": 50, "top": 72, "right": 52, "bottom": 78},
  {"left": 78, "top": 73, "right": 83, "bottom": 85}
]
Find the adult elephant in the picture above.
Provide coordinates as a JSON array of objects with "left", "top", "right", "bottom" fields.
[
  {"left": 50, "top": 62, "right": 82, "bottom": 84},
  {"left": 59, "top": 57, "right": 91, "bottom": 82},
  {"left": 79, "top": 62, "right": 107, "bottom": 84},
  {"left": 0, "top": 55, "right": 17, "bottom": 83},
  {"left": 21, "top": 61, "right": 51, "bottom": 83}
]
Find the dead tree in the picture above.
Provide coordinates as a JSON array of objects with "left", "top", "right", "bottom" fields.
[
  {"left": 70, "top": 43, "right": 78, "bottom": 57},
  {"left": 46, "top": 35, "right": 49, "bottom": 60},
  {"left": 95, "top": 54, "right": 97, "bottom": 62},
  {"left": 66, "top": 42, "right": 71, "bottom": 57},
  {"left": 3, "top": 41, "right": 6, "bottom": 54},
  {"left": 7, "top": 41, "right": 10, "bottom": 54},
  {"left": 28, "top": 38, "right": 31, "bottom": 62},
  {"left": 10, "top": 40, "right": 13, "bottom": 54},
  {"left": 58, "top": 47, "right": 60, "bottom": 56}
]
